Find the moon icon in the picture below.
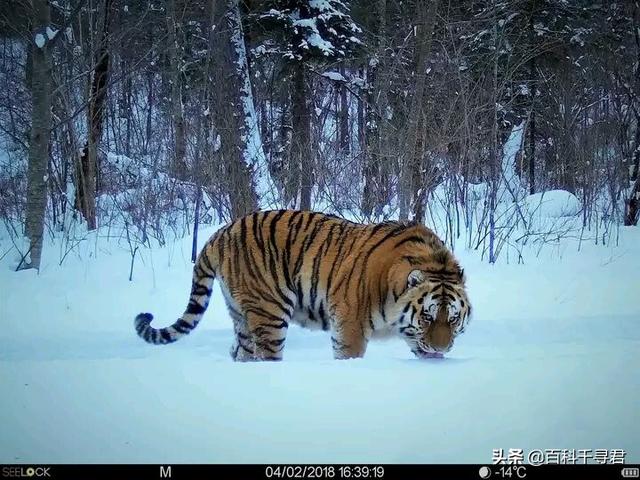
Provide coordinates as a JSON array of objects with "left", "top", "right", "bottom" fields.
[{"left": 478, "top": 466, "right": 491, "bottom": 479}]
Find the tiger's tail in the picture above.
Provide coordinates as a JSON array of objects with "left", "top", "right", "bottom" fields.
[{"left": 134, "top": 245, "right": 217, "bottom": 345}]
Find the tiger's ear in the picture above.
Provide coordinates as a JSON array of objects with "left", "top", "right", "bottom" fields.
[{"left": 407, "top": 269, "right": 426, "bottom": 288}]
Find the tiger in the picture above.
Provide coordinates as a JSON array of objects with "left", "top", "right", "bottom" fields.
[{"left": 134, "top": 210, "right": 472, "bottom": 361}]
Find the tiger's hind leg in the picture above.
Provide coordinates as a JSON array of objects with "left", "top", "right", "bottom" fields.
[
  {"left": 221, "top": 285, "right": 255, "bottom": 362},
  {"left": 227, "top": 303, "right": 289, "bottom": 362},
  {"left": 229, "top": 310, "right": 255, "bottom": 362},
  {"left": 222, "top": 278, "right": 290, "bottom": 361},
  {"left": 245, "top": 306, "right": 289, "bottom": 361}
]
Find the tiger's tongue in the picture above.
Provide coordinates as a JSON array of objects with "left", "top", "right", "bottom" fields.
[{"left": 423, "top": 352, "right": 444, "bottom": 359}]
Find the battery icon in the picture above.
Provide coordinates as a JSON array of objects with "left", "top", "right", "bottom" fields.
[{"left": 622, "top": 467, "right": 639, "bottom": 478}]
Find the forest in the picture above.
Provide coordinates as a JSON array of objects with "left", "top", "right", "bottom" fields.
[{"left": 1, "top": 0, "right": 639, "bottom": 270}]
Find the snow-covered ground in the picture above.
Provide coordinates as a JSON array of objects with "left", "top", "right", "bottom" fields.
[{"left": 0, "top": 220, "right": 639, "bottom": 464}]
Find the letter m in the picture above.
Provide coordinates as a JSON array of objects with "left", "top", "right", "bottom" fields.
[{"left": 160, "top": 466, "right": 172, "bottom": 478}]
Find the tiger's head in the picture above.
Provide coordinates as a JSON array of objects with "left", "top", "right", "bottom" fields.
[{"left": 394, "top": 265, "right": 471, "bottom": 357}]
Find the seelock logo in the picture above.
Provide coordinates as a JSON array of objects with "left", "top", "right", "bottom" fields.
[{"left": 2, "top": 467, "right": 51, "bottom": 478}]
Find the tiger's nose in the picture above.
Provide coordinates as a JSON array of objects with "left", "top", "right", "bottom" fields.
[{"left": 430, "top": 326, "right": 452, "bottom": 351}]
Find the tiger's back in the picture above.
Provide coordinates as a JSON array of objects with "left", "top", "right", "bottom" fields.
[{"left": 135, "top": 210, "right": 472, "bottom": 361}]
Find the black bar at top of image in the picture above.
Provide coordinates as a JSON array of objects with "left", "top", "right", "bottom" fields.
[{"left": 1, "top": 464, "right": 639, "bottom": 480}]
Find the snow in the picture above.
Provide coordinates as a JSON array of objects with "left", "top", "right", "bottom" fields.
[
  {"left": 525, "top": 190, "right": 582, "bottom": 218},
  {"left": 45, "top": 26, "right": 58, "bottom": 40},
  {"left": 34, "top": 33, "right": 46, "bottom": 49},
  {"left": 1, "top": 219, "right": 639, "bottom": 463},
  {"left": 456, "top": 122, "right": 584, "bottom": 260},
  {"left": 309, "top": 0, "right": 334, "bottom": 12},
  {"left": 322, "top": 71, "right": 347, "bottom": 82},
  {"left": 570, "top": 28, "right": 589, "bottom": 48},
  {"left": 294, "top": 17, "right": 335, "bottom": 55},
  {"left": 302, "top": 33, "right": 334, "bottom": 55}
]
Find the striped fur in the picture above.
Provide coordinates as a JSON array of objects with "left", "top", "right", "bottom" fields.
[{"left": 134, "top": 210, "right": 472, "bottom": 361}]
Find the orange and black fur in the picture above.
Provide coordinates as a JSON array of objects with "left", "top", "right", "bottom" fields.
[{"left": 135, "top": 210, "right": 472, "bottom": 360}]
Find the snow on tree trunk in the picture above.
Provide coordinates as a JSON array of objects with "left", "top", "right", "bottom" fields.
[
  {"left": 212, "top": 0, "right": 264, "bottom": 219},
  {"left": 23, "top": 0, "right": 53, "bottom": 270},
  {"left": 499, "top": 122, "right": 526, "bottom": 202},
  {"left": 230, "top": 2, "right": 274, "bottom": 205}
]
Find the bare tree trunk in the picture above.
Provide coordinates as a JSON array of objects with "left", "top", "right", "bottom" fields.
[
  {"left": 625, "top": 176, "right": 640, "bottom": 226},
  {"left": 212, "top": 0, "right": 259, "bottom": 219},
  {"left": 274, "top": 102, "right": 293, "bottom": 201},
  {"left": 166, "top": 0, "right": 187, "bottom": 179},
  {"left": 291, "top": 61, "right": 313, "bottom": 210},
  {"left": 412, "top": 113, "right": 428, "bottom": 223},
  {"left": 489, "top": 10, "right": 499, "bottom": 264},
  {"left": 121, "top": 57, "right": 132, "bottom": 157},
  {"left": 23, "top": 0, "right": 53, "bottom": 270},
  {"left": 528, "top": 88, "right": 536, "bottom": 194},
  {"left": 527, "top": 1, "right": 536, "bottom": 195},
  {"left": 144, "top": 68, "right": 154, "bottom": 155},
  {"left": 362, "top": 0, "right": 386, "bottom": 218},
  {"left": 399, "top": 0, "right": 438, "bottom": 221},
  {"left": 624, "top": 123, "right": 640, "bottom": 225},
  {"left": 338, "top": 65, "right": 349, "bottom": 155},
  {"left": 52, "top": 76, "right": 82, "bottom": 227},
  {"left": 624, "top": 6, "right": 640, "bottom": 226},
  {"left": 192, "top": 118, "right": 204, "bottom": 263},
  {"left": 76, "top": 0, "right": 113, "bottom": 231},
  {"left": 357, "top": 68, "right": 365, "bottom": 152}
]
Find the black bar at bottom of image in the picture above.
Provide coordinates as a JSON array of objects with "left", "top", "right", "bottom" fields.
[{"left": 1, "top": 464, "right": 638, "bottom": 480}]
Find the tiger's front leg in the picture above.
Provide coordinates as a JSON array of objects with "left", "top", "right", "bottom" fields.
[
  {"left": 331, "top": 334, "right": 368, "bottom": 359},
  {"left": 330, "top": 302, "right": 369, "bottom": 360}
]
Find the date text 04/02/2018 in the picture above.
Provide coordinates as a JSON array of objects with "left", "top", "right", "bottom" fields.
[{"left": 264, "top": 465, "right": 385, "bottom": 479}]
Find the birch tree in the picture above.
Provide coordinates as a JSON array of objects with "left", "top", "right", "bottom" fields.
[{"left": 23, "top": 0, "right": 53, "bottom": 270}]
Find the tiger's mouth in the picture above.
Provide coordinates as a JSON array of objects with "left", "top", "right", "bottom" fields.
[
  {"left": 416, "top": 340, "right": 447, "bottom": 358},
  {"left": 415, "top": 348, "right": 445, "bottom": 359}
]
